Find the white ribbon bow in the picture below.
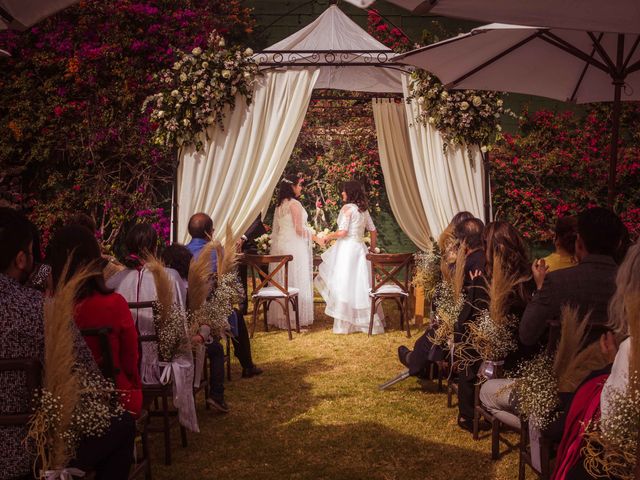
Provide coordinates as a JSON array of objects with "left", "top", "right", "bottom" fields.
[{"left": 43, "top": 468, "right": 86, "bottom": 479}]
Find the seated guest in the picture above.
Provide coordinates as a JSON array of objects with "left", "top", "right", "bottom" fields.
[
  {"left": 47, "top": 225, "right": 142, "bottom": 417},
  {"left": 107, "top": 223, "right": 198, "bottom": 432},
  {"left": 542, "top": 216, "right": 578, "bottom": 273},
  {"left": 184, "top": 214, "right": 262, "bottom": 412},
  {"left": 397, "top": 212, "right": 478, "bottom": 376},
  {"left": 0, "top": 208, "right": 134, "bottom": 480},
  {"left": 551, "top": 240, "right": 639, "bottom": 480},
  {"left": 161, "top": 243, "right": 192, "bottom": 299},
  {"left": 520, "top": 207, "right": 627, "bottom": 348}
]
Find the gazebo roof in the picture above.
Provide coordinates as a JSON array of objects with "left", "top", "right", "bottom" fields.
[{"left": 255, "top": 5, "right": 405, "bottom": 93}]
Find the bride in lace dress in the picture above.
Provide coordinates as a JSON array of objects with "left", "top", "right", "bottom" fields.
[
  {"left": 314, "top": 181, "right": 385, "bottom": 334},
  {"left": 268, "top": 176, "right": 318, "bottom": 330}
]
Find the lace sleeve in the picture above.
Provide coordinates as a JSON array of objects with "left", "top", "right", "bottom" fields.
[
  {"left": 337, "top": 204, "right": 353, "bottom": 231},
  {"left": 365, "top": 211, "right": 376, "bottom": 232},
  {"left": 272, "top": 205, "right": 282, "bottom": 239},
  {"left": 290, "top": 200, "right": 310, "bottom": 239}
]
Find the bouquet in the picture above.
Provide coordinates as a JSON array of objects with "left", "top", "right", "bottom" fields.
[
  {"left": 255, "top": 233, "right": 271, "bottom": 255},
  {"left": 412, "top": 242, "right": 442, "bottom": 303}
]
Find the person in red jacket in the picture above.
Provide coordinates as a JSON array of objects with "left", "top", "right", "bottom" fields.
[{"left": 47, "top": 224, "right": 143, "bottom": 417}]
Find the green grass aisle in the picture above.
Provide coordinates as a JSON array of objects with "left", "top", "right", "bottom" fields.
[{"left": 151, "top": 306, "right": 529, "bottom": 480}]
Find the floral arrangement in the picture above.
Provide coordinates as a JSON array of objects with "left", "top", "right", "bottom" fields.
[
  {"left": 428, "top": 280, "right": 465, "bottom": 348},
  {"left": 28, "top": 264, "right": 123, "bottom": 476},
  {"left": 412, "top": 242, "right": 442, "bottom": 302},
  {"left": 510, "top": 353, "right": 560, "bottom": 430},
  {"left": 143, "top": 30, "right": 258, "bottom": 150},
  {"left": 582, "top": 378, "right": 640, "bottom": 480},
  {"left": 255, "top": 233, "right": 271, "bottom": 255},
  {"left": 406, "top": 70, "right": 513, "bottom": 160},
  {"left": 191, "top": 272, "right": 242, "bottom": 337}
]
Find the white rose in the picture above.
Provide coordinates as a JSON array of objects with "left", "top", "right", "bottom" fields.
[
  {"left": 206, "top": 116, "right": 215, "bottom": 124},
  {"left": 496, "top": 99, "right": 504, "bottom": 107},
  {"left": 156, "top": 110, "right": 165, "bottom": 118},
  {"left": 202, "top": 61, "right": 209, "bottom": 68},
  {"left": 496, "top": 124, "right": 502, "bottom": 131},
  {"left": 192, "top": 47, "right": 202, "bottom": 56},
  {"left": 172, "top": 62, "right": 181, "bottom": 70},
  {"left": 440, "top": 91, "right": 449, "bottom": 99},
  {"left": 374, "top": 247, "right": 381, "bottom": 254},
  {"left": 460, "top": 101, "right": 469, "bottom": 111},
  {"left": 243, "top": 71, "right": 251, "bottom": 78},
  {"left": 417, "top": 96, "right": 425, "bottom": 105},
  {"left": 221, "top": 70, "right": 231, "bottom": 79},
  {"left": 218, "top": 38, "right": 226, "bottom": 47},
  {"left": 480, "top": 145, "right": 488, "bottom": 153},
  {"left": 170, "top": 90, "right": 179, "bottom": 97},
  {"left": 428, "top": 116, "right": 435, "bottom": 124},
  {"left": 179, "top": 72, "right": 187, "bottom": 82},
  {"left": 244, "top": 47, "right": 253, "bottom": 56},
  {"left": 472, "top": 96, "right": 482, "bottom": 107},
  {"left": 189, "top": 95, "right": 197, "bottom": 104},
  {"left": 182, "top": 119, "right": 191, "bottom": 126}
]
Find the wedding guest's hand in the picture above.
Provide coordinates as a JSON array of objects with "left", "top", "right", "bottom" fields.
[
  {"left": 317, "top": 236, "right": 326, "bottom": 246},
  {"left": 599, "top": 331, "right": 618, "bottom": 363},
  {"left": 532, "top": 258, "right": 549, "bottom": 290},
  {"left": 469, "top": 269, "right": 483, "bottom": 281},
  {"left": 191, "top": 334, "right": 205, "bottom": 345}
]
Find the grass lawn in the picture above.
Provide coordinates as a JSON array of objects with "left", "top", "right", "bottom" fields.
[{"left": 150, "top": 304, "right": 531, "bottom": 480}]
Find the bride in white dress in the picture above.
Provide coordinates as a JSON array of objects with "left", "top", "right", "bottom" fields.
[
  {"left": 314, "top": 181, "right": 385, "bottom": 334},
  {"left": 268, "top": 176, "right": 318, "bottom": 329}
]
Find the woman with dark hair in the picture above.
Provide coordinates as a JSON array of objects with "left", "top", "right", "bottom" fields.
[
  {"left": 47, "top": 225, "right": 142, "bottom": 417},
  {"left": 268, "top": 174, "right": 319, "bottom": 329},
  {"left": 542, "top": 216, "right": 578, "bottom": 273},
  {"left": 315, "top": 181, "right": 384, "bottom": 334}
]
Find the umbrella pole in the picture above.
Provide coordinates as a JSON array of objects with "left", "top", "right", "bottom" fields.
[
  {"left": 608, "top": 81, "right": 622, "bottom": 208},
  {"left": 482, "top": 149, "right": 492, "bottom": 222}
]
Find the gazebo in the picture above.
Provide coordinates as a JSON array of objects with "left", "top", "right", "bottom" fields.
[{"left": 175, "top": 5, "right": 487, "bottom": 251}]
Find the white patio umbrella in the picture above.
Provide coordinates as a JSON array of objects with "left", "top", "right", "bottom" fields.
[
  {"left": 0, "top": 0, "right": 79, "bottom": 30},
  {"left": 381, "top": 0, "right": 640, "bottom": 34},
  {"left": 395, "top": 23, "right": 640, "bottom": 205}
]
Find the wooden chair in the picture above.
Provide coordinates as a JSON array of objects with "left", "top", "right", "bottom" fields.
[
  {"left": 366, "top": 253, "right": 414, "bottom": 337},
  {"left": 518, "top": 418, "right": 555, "bottom": 480},
  {"left": 473, "top": 381, "right": 521, "bottom": 458},
  {"left": 79, "top": 325, "right": 152, "bottom": 479},
  {"left": 128, "top": 301, "right": 187, "bottom": 466},
  {"left": 0, "top": 358, "right": 41, "bottom": 426},
  {"left": 241, "top": 254, "right": 300, "bottom": 340}
]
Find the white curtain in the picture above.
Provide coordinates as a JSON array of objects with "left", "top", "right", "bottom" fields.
[
  {"left": 402, "top": 74, "right": 486, "bottom": 237},
  {"left": 372, "top": 98, "right": 432, "bottom": 251},
  {"left": 176, "top": 68, "right": 319, "bottom": 243}
]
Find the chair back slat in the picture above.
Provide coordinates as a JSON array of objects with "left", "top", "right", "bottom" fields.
[
  {"left": 240, "top": 254, "right": 294, "bottom": 296},
  {"left": 366, "top": 253, "right": 414, "bottom": 294},
  {"left": 0, "top": 358, "right": 42, "bottom": 426},
  {"left": 80, "top": 326, "right": 118, "bottom": 382}
]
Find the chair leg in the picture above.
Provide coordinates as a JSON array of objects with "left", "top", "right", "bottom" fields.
[
  {"left": 491, "top": 419, "right": 501, "bottom": 460},
  {"left": 518, "top": 426, "right": 528, "bottom": 480},
  {"left": 226, "top": 335, "right": 231, "bottom": 381},
  {"left": 540, "top": 439, "right": 551, "bottom": 480},
  {"left": 403, "top": 298, "right": 411, "bottom": 338},
  {"left": 263, "top": 301, "right": 269, "bottom": 332},
  {"left": 282, "top": 300, "right": 292, "bottom": 340},
  {"left": 180, "top": 425, "right": 188, "bottom": 448},
  {"left": 368, "top": 298, "right": 375, "bottom": 336},
  {"left": 141, "top": 414, "right": 152, "bottom": 480},
  {"left": 473, "top": 383, "right": 481, "bottom": 440},
  {"left": 293, "top": 296, "right": 300, "bottom": 333},
  {"left": 250, "top": 300, "right": 259, "bottom": 338},
  {"left": 161, "top": 392, "right": 172, "bottom": 466}
]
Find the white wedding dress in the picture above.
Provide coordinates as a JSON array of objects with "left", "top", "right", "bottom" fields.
[
  {"left": 315, "top": 203, "right": 384, "bottom": 334},
  {"left": 268, "top": 198, "right": 314, "bottom": 329}
]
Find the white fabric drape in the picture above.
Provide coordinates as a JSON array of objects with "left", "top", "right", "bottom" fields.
[
  {"left": 372, "top": 98, "right": 432, "bottom": 250},
  {"left": 176, "top": 68, "right": 319, "bottom": 243},
  {"left": 402, "top": 74, "right": 486, "bottom": 237}
]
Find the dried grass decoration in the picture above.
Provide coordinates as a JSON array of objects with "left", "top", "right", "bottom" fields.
[
  {"left": 582, "top": 293, "right": 640, "bottom": 480},
  {"left": 188, "top": 224, "right": 243, "bottom": 338},
  {"left": 146, "top": 256, "right": 189, "bottom": 362},
  {"left": 411, "top": 242, "right": 442, "bottom": 303},
  {"left": 510, "top": 306, "right": 606, "bottom": 430},
  {"left": 27, "top": 263, "right": 123, "bottom": 477},
  {"left": 459, "top": 254, "right": 520, "bottom": 367}
]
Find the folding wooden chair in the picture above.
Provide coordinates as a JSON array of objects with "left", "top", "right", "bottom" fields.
[
  {"left": 128, "top": 300, "right": 187, "bottom": 466},
  {"left": 241, "top": 254, "right": 300, "bottom": 340},
  {"left": 367, "top": 253, "right": 414, "bottom": 337}
]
